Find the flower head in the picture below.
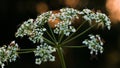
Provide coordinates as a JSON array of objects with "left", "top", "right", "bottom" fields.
[
  {"left": 34, "top": 43, "right": 56, "bottom": 65},
  {"left": 54, "top": 20, "right": 76, "bottom": 36},
  {"left": 35, "top": 11, "right": 52, "bottom": 26},
  {"left": 0, "top": 41, "right": 19, "bottom": 68},
  {"left": 80, "top": 9, "right": 96, "bottom": 23},
  {"left": 53, "top": 8, "right": 81, "bottom": 36},
  {"left": 15, "top": 11, "right": 53, "bottom": 43},
  {"left": 82, "top": 34, "right": 104, "bottom": 55},
  {"left": 80, "top": 9, "right": 111, "bottom": 30},
  {"left": 15, "top": 18, "right": 46, "bottom": 43},
  {"left": 95, "top": 12, "right": 111, "bottom": 30}
]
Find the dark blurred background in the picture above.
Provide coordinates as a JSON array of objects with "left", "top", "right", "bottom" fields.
[{"left": 0, "top": 0, "right": 120, "bottom": 68}]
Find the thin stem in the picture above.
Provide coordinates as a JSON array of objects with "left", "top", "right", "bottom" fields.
[
  {"left": 61, "top": 24, "right": 96, "bottom": 46},
  {"left": 42, "top": 36, "right": 55, "bottom": 45},
  {"left": 42, "top": 25, "right": 56, "bottom": 43},
  {"left": 63, "top": 21, "right": 86, "bottom": 42},
  {"left": 17, "top": 51, "right": 33, "bottom": 54},
  {"left": 58, "top": 32, "right": 64, "bottom": 44},
  {"left": 57, "top": 47, "right": 66, "bottom": 68},
  {"left": 18, "top": 48, "right": 35, "bottom": 51},
  {"left": 47, "top": 22, "right": 57, "bottom": 43},
  {"left": 58, "top": 33, "right": 60, "bottom": 42},
  {"left": 62, "top": 45, "right": 86, "bottom": 48},
  {"left": 46, "top": 30, "right": 55, "bottom": 43}
]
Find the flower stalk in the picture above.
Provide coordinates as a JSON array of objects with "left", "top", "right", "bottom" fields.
[
  {"left": 62, "top": 45, "right": 86, "bottom": 48},
  {"left": 57, "top": 47, "right": 66, "bottom": 68},
  {"left": 17, "top": 51, "right": 33, "bottom": 54}
]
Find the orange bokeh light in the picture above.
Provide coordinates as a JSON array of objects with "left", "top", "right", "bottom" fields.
[{"left": 106, "top": 0, "right": 120, "bottom": 23}]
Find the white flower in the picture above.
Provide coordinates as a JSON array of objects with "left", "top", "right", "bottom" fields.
[
  {"left": 28, "top": 28, "right": 46, "bottom": 43},
  {"left": 15, "top": 11, "right": 54, "bottom": 44},
  {"left": 15, "top": 19, "right": 35, "bottom": 37},
  {"left": 80, "top": 9, "right": 93, "bottom": 15},
  {"left": 16, "top": 11, "right": 52, "bottom": 43},
  {"left": 80, "top": 9, "right": 96, "bottom": 24},
  {"left": 35, "top": 58, "right": 41, "bottom": 65},
  {"left": 80, "top": 9, "right": 111, "bottom": 30},
  {"left": 1, "top": 64, "right": 5, "bottom": 68},
  {"left": 52, "top": 8, "right": 82, "bottom": 36},
  {"left": 16, "top": 19, "right": 47, "bottom": 43},
  {"left": 95, "top": 12, "right": 111, "bottom": 30},
  {"left": 54, "top": 20, "right": 76, "bottom": 36},
  {"left": 82, "top": 34, "right": 104, "bottom": 55},
  {"left": 53, "top": 8, "right": 110, "bottom": 36},
  {"left": 35, "top": 11, "right": 52, "bottom": 25},
  {"left": 0, "top": 41, "right": 19, "bottom": 68},
  {"left": 59, "top": 8, "right": 80, "bottom": 20},
  {"left": 34, "top": 43, "right": 56, "bottom": 65},
  {"left": 49, "top": 55, "right": 55, "bottom": 61}
]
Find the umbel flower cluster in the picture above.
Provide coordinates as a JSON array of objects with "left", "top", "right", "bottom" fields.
[
  {"left": 0, "top": 41, "right": 19, "bottom": 68},
  {"left": 80, "top": 9, "right": 111, "bottom": 30},
  {"left": 1, "top": 8, "right": 111, "bottom": 68},
  {"left": 15, "top": 19, "right": 47, "bottom": 43},
  {"left": 34, "top": 43, "right": 56, "bottom": 65},
  {"left": 52, "top": 8, "right": 80, "bottom": 36},
  {"left": 82, "top": 34, "right": 104, "bottom": 55}
]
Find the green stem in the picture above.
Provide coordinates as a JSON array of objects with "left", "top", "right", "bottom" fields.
[
  {"left": 58, "top": 32, "right": 64, "bottom": 44},
  {"left": 57, "top": 47, "right": 66, "bottom": 68},
  {"left": 61, "top": 24, "right": 96, "bottom": 46},
  {"left": 47, "top": 22, "right": 57, "bottom": 43},
  {"left": 46, "top": 30, "right": 56, "bottom": 43},
  {"left": 42, "top": 36, "right": 55, "bottom": 45},
  {"left": 18, "top": 48, "right": 35, "bottom": 51},
  {"left": 17, "top": 51, "right": 33, "bottom": 54},
  {"left": 63, "top": 21, "right": 86, "bottom": 42},
  {"left": 62, "top": 45, "right": 86, "bottom": 48}
]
